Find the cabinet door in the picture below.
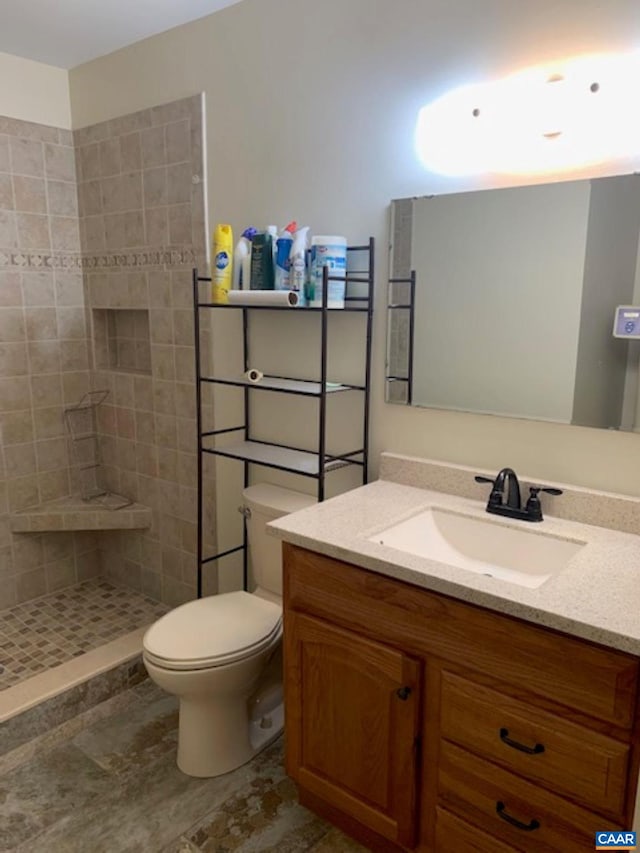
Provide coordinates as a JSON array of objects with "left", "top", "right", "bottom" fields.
[{"left": 285, "top": 611, "right": 421, "bottom": 848}]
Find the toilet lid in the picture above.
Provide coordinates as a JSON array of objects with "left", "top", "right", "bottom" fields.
[{"left": 142, "top": 591, "right": 282, "bottom": 670}]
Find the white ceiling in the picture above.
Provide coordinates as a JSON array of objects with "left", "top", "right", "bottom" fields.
[{"left": 0, "top": 0, "right": 245, "bottom": 69}]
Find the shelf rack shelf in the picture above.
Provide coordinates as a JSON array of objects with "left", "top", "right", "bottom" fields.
[
  {"left": 201, "top": 375, "right": 363, "bottom": 396},
  {"left": 193, "top": 237, "right": 375, "bottom": 597},
  {"left": 202, "top": 438, "right": 359, "bottom": 476}
]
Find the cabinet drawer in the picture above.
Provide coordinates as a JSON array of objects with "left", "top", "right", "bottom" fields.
[
  {"left": 435, "top": 808, "right": 521, "bottom": 853},
  {"left": 440, "top": 671, "right": 630, "bottom": 820},
  {"left": 438, "top": 741, "right": 621, "bottom": 852},
  {"left": 284, "top": 545, "right": 639, "bottom": 727}
]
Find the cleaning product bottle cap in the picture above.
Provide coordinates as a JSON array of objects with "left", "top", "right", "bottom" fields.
[
  {"left": 242, "top": 227, "right": 258, "bottom": 240},
  {"left": 283, "top": 221, "right": 297, "bottom": 235}
]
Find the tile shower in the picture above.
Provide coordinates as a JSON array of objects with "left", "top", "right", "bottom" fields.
[{"left": 0, "top": 96, "right": 211, "bottom": 697}]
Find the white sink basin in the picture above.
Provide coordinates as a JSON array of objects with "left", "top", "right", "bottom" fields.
[{"left": 369, "top": 507, "right": 586, "bottom": 589}]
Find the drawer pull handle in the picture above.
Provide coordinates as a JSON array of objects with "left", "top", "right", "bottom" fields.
[
  {"left": 496, "top": 801, "right": 541, "bottom": 832},
  {"left": 499, "top": 727, "right": 545, "bottom": 755},
  {"left": 396, "top": 686, "right": 412, "bottom": 701}
]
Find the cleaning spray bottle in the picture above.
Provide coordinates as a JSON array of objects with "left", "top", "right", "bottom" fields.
[
  {"left": 233, "top": 227, "right": 257, "bottom": 290},
  {"left": 274, "top": 221, "right": 297, "bottom": 291},
  {"left": 212, "top": 223, "right": 233, "bottom": 303},
  {"left": 289, "top": 226, "right": 310, "bottom": 306}
]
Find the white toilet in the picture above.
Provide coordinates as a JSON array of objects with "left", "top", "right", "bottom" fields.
[{"left": 142, "top": 483, "right": 315, "bottom": 778}]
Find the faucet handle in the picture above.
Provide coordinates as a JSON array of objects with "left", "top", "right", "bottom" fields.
[
  {"left": 529, "top": 486, "right": 563, "bottom": 497},
  {"left": 475, "top": 474, "right": 503, "bottom": 508},
  {"left": 525, "top": 485, "right": 563, "bottom": 522}
]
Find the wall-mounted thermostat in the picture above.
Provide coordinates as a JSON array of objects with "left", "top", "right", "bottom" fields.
[{"left": 613, "top": 306, "right": 640, "bottom": 339}]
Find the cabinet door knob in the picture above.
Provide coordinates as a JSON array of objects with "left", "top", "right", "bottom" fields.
[
  {"left": 396, "top": 686, "right": 412, "bottom": 701},
  {"left": 499, "top": 727, "right": 545, "bottom": 755},
  {"left": 496, "top": 801, "right": 540, "bottom": 832}
]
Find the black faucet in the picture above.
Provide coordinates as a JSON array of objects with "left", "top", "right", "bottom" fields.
[{"left": 475, "top": 468, "right": 562, "bottom": 522}]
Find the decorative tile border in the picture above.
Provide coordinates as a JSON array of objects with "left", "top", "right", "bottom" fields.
[
  {"left": 82, "top": 248, "right": 197, "bottom": 270},
  {"left": 0, "top": 248, "right": 198, "bottom": 271},
  {"left": 0, "top": 250, "right": 82, "bottom": 270}
]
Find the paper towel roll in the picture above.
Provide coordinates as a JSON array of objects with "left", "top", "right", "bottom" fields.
[
  {"left": 227, "top": 289, "right": 299, "bottom": 307},
  {"left": 245, "top": 369, "right": 264, "bottom": 383}
]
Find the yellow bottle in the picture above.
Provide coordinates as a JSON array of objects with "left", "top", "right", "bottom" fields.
[{"left": 212, "top": 224, "right": 233, "bottom": 303}]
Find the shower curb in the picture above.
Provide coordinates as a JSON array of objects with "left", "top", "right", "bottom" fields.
[{"left": 0, "top": 653, "right": 147, "bottom": 758}]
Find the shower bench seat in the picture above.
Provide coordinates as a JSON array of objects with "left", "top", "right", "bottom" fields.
[{"left": 9, "top": 493, "right": 152, "bottom": 533}]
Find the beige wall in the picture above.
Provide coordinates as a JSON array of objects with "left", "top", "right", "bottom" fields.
[
  {"left": 0, "top": 52, "right": 71, "bottom": 129},
  {"left": 69, "top": 0, "right": 640, "bottom": 497}
]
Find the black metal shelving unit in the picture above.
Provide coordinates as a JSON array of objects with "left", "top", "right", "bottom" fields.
[
  {"left": 193, "top": 238, "right": 375, "bottom": 597},
  {"left": 385, "top": 270, "right": 416, "bottom": 405}
]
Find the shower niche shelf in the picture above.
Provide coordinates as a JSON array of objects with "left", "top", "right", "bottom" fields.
[{"left": 9, "top": 494, "right": 152, "bottom": 533}]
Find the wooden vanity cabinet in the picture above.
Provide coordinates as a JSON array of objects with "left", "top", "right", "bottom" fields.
[
  {"left": 283, "top": 543, "right": 640, "bottom": 852},
  {"left": 286, "top": 612, "right": 421, "bottom": 848}
]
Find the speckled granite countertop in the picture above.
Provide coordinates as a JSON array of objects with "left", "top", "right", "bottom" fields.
[{"left": 269, "top": 478, "right": 640, "bottom": 655}]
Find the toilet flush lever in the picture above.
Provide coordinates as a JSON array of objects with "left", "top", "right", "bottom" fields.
[{"left": 237, "top": 506, "right": 251, "bottom": 519}]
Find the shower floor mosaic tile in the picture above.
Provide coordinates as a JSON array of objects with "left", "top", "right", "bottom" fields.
[{"left": 0, "top": 579, "right": 168, "bottom": 691}]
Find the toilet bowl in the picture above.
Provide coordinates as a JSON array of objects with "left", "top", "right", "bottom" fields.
[{"left": 142, "top": 484, "right": 315, "bottom": 778}]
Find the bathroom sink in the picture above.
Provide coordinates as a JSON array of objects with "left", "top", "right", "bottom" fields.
[{"left": 369, "top": 507, "right": 586, "bottom": 588}]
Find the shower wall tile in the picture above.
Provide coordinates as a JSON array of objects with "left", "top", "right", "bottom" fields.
[
  {"left": 1, "top": 99, "right": 208, "bottom": 609},
  {"left": 76, "top": 95, "right": 210, "bottom": 607},
  {"left": 10, "top": 138, "right": 45, "bottom": 177},
  {"left": 0, "top": 116, "right": 97, "bottom": 608},
  {"left": 13, "top": 176, "right": 47, "bottom": 214},
  {"left": 0, "top": 173, "right": 13, "bottom": 208}
]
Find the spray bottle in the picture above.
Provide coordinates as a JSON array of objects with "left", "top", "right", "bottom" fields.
[
  {"left": 289, "top": 226, "right": 310, "bottom": 306},
  {"left": 212, "top": 223, "right": 233, "bottom": 303},
  {"left": 233, "top": 227, "right": 257, "bottom": 290},
  {"left": 274, "top": 221, "right": 297, "bottom": 291}
]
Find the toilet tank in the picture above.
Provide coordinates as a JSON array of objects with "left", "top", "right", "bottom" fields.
[{"left": 242, "top": 484, "right": 316, "bottom": 596}]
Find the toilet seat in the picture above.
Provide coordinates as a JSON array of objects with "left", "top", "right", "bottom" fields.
[{"left": 142, "top": 591, "right": 282, "bottom": 672}]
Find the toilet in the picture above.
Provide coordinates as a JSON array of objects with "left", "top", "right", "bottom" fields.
[{"left": 142, "top": 483, "right": 315, "bottom": 778}]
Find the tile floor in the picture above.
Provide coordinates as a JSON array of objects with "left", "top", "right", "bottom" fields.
[
  {"left": 0, "top": 680, "right": 368, "bottom": 852},
  {"left": 0, "top": 580, "right": 168, "bottom": 690}
]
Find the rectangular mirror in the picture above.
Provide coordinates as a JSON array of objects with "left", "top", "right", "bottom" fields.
[{"left": 387, "top": 174, "right": 640, "bottom": 431}]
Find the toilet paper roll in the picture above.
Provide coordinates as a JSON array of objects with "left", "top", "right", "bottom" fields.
[
  {"left": 245, "top": 368, "right": 264, "bottom": 383},
  {"left": 227, "top": 289, "right": 300, "bottom": 307}
]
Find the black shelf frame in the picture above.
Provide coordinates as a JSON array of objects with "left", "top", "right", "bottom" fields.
[
  {"left": 385, "top": 270, "right": 416, "bottom": 405},
  {"left": 193, "top": 238, "right": 375, "bottom": 597}
]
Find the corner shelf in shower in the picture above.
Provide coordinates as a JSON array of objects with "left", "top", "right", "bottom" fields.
[
  {"left": 193, "top": 238, "right": 375, "bottom": 597},
  {"left": 10, "top": 494, "right": 152, "bottom": 533}
]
